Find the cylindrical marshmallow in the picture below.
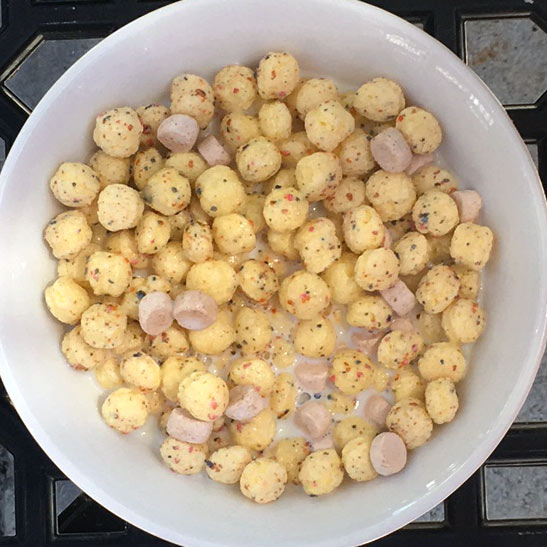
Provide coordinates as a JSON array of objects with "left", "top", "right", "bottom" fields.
[
  {"left": 369, "top": 431, "right": 407, "bottom": 476},
  {"left": 166, "top": 407, "right": 213, "bottom": 443},
  {"left": 370, "top": 128, "right": 412, "bottom": 173},
  {"left": 224, "top": 385, "right": 267, "bottom": 422},
  {"left": 294, "top": 362, "right": 329, "bottom": 393},
  {"left": 295, "top": 401, "right": 331, "bottom": 440},
  {"left": 157, "top": 114, "right": 200, "bottom": 153},
  {"left": 363, "top": 395, "right": 392, "bottom": 429},
  {"left": 197, "top": 135, "right": 231, "bottom": 166},
  {"left": 451, "top": 190, "right": 482, "bottom": 224},
  {"left": 380, "top": 279, "right": 416, "bottom": 317},
  {"left": 173, "top": 290, "right": 218, "bottom": 330},
  {"left": 138, "top": 291, "right": 173, "bottom": 335}
]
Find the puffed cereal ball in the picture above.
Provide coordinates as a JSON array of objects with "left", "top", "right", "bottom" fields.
[
  {"left": 418, "top": 342, "right": 467, "bottom": 383},
  {"left": 256, "top": 52, "right": 300, "bottom": 100},
  {"left": 425, "top": 378, "right": 459, "bottom": 424},
  {"left": 279, "top": 270, "right": 331, "bottom": 320},
  {"left": 230, "top": 409, "right": 277, "bottom": 451},
  {"left": 151, "top": 241, "right": 191, "bottom": 284},
  {"left": 240, "top": 457, "right": 288, "bottom": 504},
  {"left": 386, "top": 397, "right": 433, "bottom": 449},
  {"left": 183, "top": 221, "right": 213, "bottom": 263},
  {"left": 44, "top": 276, "right": 90, "bottom": 324},
  {"left": 294, "top": 152, "right": 342, "bottom": 201},
  {"left": 366, "top": 170, "right": 416, "bottom": 222},
  {"left": 412, "top": 190, "right": 459, "bottom": 237},
  {"left": 213, "top": 65, "right": 257, "bottom": 112},
  {"left": 185, "top": 260, "right": 238, "bottom": 304},
  {"left": 188, "top": 308, "right": 236, "bottom": 354},
  {"left": 165, "top": 152, "right": 208, "bottom": 183},
  {"left": 132, "top": 148, "right": 164, "bottom": 190},
  {"left": 274, "top": 437, "right": 311, "bottom": 484},
  {"left": 94, "top": 358, "right": 123, "bottom": 389},
  {"left": 450, "top": 223, "right": 493, "bottom": 271},
  {"left": 305, "top": 100, "right": 355, "bottom": 152},
  {"left": 93, "top": 107, "right": 143, "bottom": 158},
  {"left": 136, "top": 104, "right": 170, "bottom": 149},
  {"left": 342, "top": 436, "right": 378, "bottom": 482},
  {"left": 258, "top": 101, "right": 292, "bottom": 141},
  {"left": 195, "top": 166, "right": 246, "bottom": 217},
  {"left": 267, "top": 229, "right": 299, "bottom": 260},
  {"left": 206, "top": 445, "right": 252, "bottom": 484},
  {"left": 263, "top": 187, "right": 309, "bottom": 232},
  {"left": 141, "top": 167, "right": 191, "bottom": 216},
  {"left": 396, "top": 106, "right": 442, "bottom": 154},
  {"left": 326, "top": 391, "right": 357, "bottom": 414},
  {"left": 85, "top": 251, "right": 131, "bottom": 297},
  {"left": 242, "top": 194, "right": 266, "bottom": 233},
  {"left": 321, "top": 253, "right": 363, "bottom": 305},
  {"left": 135, "top": 211, "right": 171, "bottom": 254},
  {"left": 178, "top": 371, "right": 229, "bottom": 422},
  {"left": 235, "top": 307, "right": 272, "bottom": 355},
  {"left": 323, "top": 176, "right": 366, "bottom": 214},
  {"left": 220, "top": 112, "right": 262, "bottom": 153},
  {"left": 412, "top": 165, "right": 458, "bottom": 195},
  {"left": 44, "top": 210, "right": 92, "bottom": 259},
  {"left": 333, "top": 416, "right": 378, "bottom": 451},
  {"left": 106, "top": 230, "right": 149, "bottom": 269},
  {"left": 336, "top": 129, "right": 376, "bottom": 177},
  {"left": 161, "top": 355, "right": 206, "bottom": 401},
  {"left": 278, "top": 131, "right": 317, "bottom": 168},
  {"left": 416, "top": 311, "right": 446, "bottom": 345},
  {"left": 170, "top": 73, "right": 214, "bottom": 129},
  {"left": 160, "top": 437, "right": 208, "bottom": 474},
  {"left": 61, "top": 326, "right": 109, "bottom": 371},
  {"left": 452, "top": 264, "right": 480, "bottom": 300},
  {"left": 342, "top": 205, "right": 385, "bottom": 254},
  {"left": 295, "top": 78, "right": 338, "bottom": 119},
  {"left": 294, "top": 218, "right": 342, "bottom": 274},
  {"left": 97, "top": 184, "right": 144, "bottom": 231},
  {"left": 299, "top": 449, "right": 344, "bottom": 496},
  {"left": 346, "top": 295, "right": 393, "bottom": 329},
  {"left": 270, "top": 372, "right": 297, "bottom": 419},
  {"left": 415, "top": 264, "right": 460, "bottom": 314},
  {"left": 330, "top": 348, "right": 375, "bottom": 395},
  {"left": 238, "top": 259, "right": 279, "bottom": 303},
  {"left": 393, "top": 231, "right": 429, "bottom": 275},
  {"left": 119, "top": 351, "right": 161, "bottom": 392},
  {"left": 392, "top": 368, "right": 426, "bottom": 402},
  {"left": 113, "top": 321, "right": 145, "bottom": 356},
  {"left": 293, "top": 316, "right": 336, "bottom": 358},
  {"left": 88, "top": 151, "right": 131, "bottom": 189},
  {"left": 442, "top": 298, "right": 486, "bottom": 344},
  {"left": 101, "top": 387, "right": 149, "bottom": 433},
  {"left": 354, "top": 78, "right": 405, "bottom": 122},
  {"left": 146, "top": 323, "right": 189, "bottom": 360},
  {"left": 49, "top": 162, "right": 100, "bottom": 207},
  {"left": 213, "top": 214, "right": 256, "bottom": 255},
  {"left": 80, "top": 302, "right": 127, "bottom": 349},
  {"left": 228, "top": 357, "right": 275, "bottom": 396},
  {"left": 354, "top": 247, "right": 399, "bottom": 291},
  {"left": 236, "top": 137, "right": 282, "bottom": 184},
  {"left": 167, "top": 210, "right": 191, "bottom": 242},
  {"left": 377, "top": 329, "right": 424, "bottom": 369}
]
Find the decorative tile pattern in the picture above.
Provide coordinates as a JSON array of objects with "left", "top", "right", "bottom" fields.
[
  {"left": 516, "top": 349, "right": 547, "bottom": 423},
  {"left": 0, "top": 445, "right": 15, "bottom": 536},
  {"left": 412, "top": 502, "right": 445, "bottom": 523}
]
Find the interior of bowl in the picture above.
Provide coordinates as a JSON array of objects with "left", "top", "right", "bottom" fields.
[{"left": 0, "top": 0, "right": 546, "bottom": 546}]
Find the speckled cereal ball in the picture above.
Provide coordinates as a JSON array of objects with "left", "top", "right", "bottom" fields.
[
  {"left": 151, "top": 241, "right": 191, "bottom": 284},
  {"left": 333, "top": 416, "right": 377, "bottom": 451},
  {"left": 132, "top": 148, "right": 164, "bottom": 190},
  {"left": 205, "top": 445, "right": 252, "bottom": 484},
  {"left": 88, "top": 151, "right": 131, "bottom": 189},
  {"left": 393, "top": 231, "right": 429, "bottom": 275},
  {"left": 342, "top": 205, "right": 385, "bottom": 254},
  {"left": 188, "top": 308, "right": 236, "bottom": 354},
  {"left": 44, "top": 276, "right": 90, "bottom": 324},
  {"left": 106, "top": 230, "right": 149, "bottom": 269},
  {"left": 267, "top": 229, "right": 299, "bottom": 260},
  {"left": 256, "top": 52, "right": 300, "bottom": 100},
  {"left": 97, "top": 184, "right": 144, "bottom": 231},
  {"left": 342, "top": 436, "right": 378, "bottom": 482},
  {"left": 386, "top": 397, "right": 433, "bottom": 449},
  {"left": 228, "top": 357, "right": 275, "bottom": 396},
  {"left": 305, "top": 100, "right": 355, "bottom": 152},
  {"left": 230, "top": 409, "right": 277, "bottom": 451},
  {"left": 294, "top": 316, "right": 336, "bottom": 358},
  {"left": 425, "top": 378, "right": 459, "bottom": 424},
  {"left": 136, "top": 104, "right": 170, "bottom": 149},
  {"left": 416, "top": 264, "right": 460, "bottom": 314},
  {"left": 416, "top": 311, "right": 446, "bottom": 345},
  {"left": 213, "top": 214, "right": 256, "bottom": 255},
  {"left": 354, "top": 247, "right": 399, "bottom": 291},
  {"left": 294, "top": 152, "right": 342, "bottom": 201},
  {"left": 450, "top": 223, "right": 494, "bottom": 271},
  {"left": 119, "top": 351, "right": 160, "bottom": 392},
  {"left": 80, "top": 302, "right": 127, "bottom": 349},
  {"left": 321, "top": 253, "right": 363, "bottom": 305},
  {"left": 346, "top": 295, "right": 393, "bottom": 329},
  {"left": 135, "top": 211, "right": 171, "bottom": 254},
  {"left": 195, "top": 166, "right": 246, "bottom": 217},
  {"left": 418, "top": 342, "right": 467, "bottom": 383},
  {"left": 294, "top": 218, "right": 342, "bottom": 274},
  {"left": 366, "top": 170, "right": 416, "bottom": 222},
  {"left": 101, "top": 387, "right": 149, "bottom": 433},
  {"left": 330, "top": 348, "right": 375, "bottom": 395},
  {"left": 61, "top": 326, "right": 109, "bottom": 371},
  {"left": 336, "top": 129, "right": 376, "bottom": 177},
  {"left": 452, "top": 264, "right": 480, "bottom": 300},
  {"left": 377, "top": 329, "right": 424, "bottom": 369},
  {"left": 242, "top": 194, "right": 266, "bottom": 233},
  {"left": 295, "top": 78, "right": 338, "bottom": 119},
  {"left": 93, "top": 107, "right": 142, "bottom": 158},
  {"left": 392, "top": 369, "right": 426, "bottom": 402},
  {"left": 240, "top": 457, "right": 288, "bottom": 504},
  {"left": 238, "top": 259, "right": 279, "bottom": 303},
  {"left": 178, "top": 371, "right": 229, "bottom": 422},
  {"left": 354, "top": 78, "right": 405, "bottom": 122},
  {"left": 235, "top": 307, "right": 272, "bottom": 356},
  {"left": 49, "top": 162, "right": 100, "bottom": 207},
  {"left": 94, "top": 358, "right": 123, "bottom": 389},
  {"left": 279, "top": 270, "right": 331, "bottom": 319},
  {"left": 85, "top": 251, "right": 131, "bottom": 297},
  {"left": 270, "top": 372, "right": 297, "bottom": 419},
  {"left": 44, "top": 210, "right": 92, "bottom": 259},
  {"left": 442, "top": 298, "right": 486, "bottom": 344},
  {"left": 412, "top": 190, "right": 459, "bottom": 236},
  {"left": 113, "top": 321, "right": 145, "bottom": 356},
  {"left": 396, "top": 106, "right": 442, "bottom": 154},
  {"left": 141, "top": 167, "right": 191, "bottom": 216},
  {"left": 183, "top": 220, "right": 213, "bottom": 263},
  {"left": 299, "top": 449, "right": 344, "bottom": 496},
  {"left": 412, "top": 165, "right": 458, "bottom": 195},
  {"left": 278, "top": 131, "right": 317, "bottom": 168},
  {"left": 160, "top": 437, "right": 208, "bottom": 474},
  {"left": 220, "top": 112, "right": 262, "bottom": 153},
  {"left": 258, "top": 101, "right": 292, "bottom": 141},
  {"left": 185, "top": 260, "right": 238, "bottom": 304},
  {"left": 57, "top": 242, "right": 99, "bottom": 288},
  {"left": 213, "top": 65, "right": 257, "bottom": 112},
  {"left": 165, "top": 152, "right": 207, "bottom": 183},
  {"left": 161, "top": 355, "right": 206, "bottom": 401},
  {"left": 323, "top": 176, "right": 366, "bottom": 214},
  {"left": 236, "top": 137, "right": 282, "bottom": 184},
  {"left": 263, "top": 186, "right": 309, "bottom": 233},
  {"left": 274, "top": 437, "right": 311, "bottom": 484},
  {"left": 147, "top": 322, "right": 189, "bottom": 360},
  {"left": 170, "top": 73, "right": 214, "bottom": 129}
]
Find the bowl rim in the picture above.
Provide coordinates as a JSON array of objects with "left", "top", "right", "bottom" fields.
[{"left": 0, "top": 0, "right": 546, "bottom": 545}]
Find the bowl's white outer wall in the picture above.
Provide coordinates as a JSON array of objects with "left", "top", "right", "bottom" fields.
[{"left": 0, "top": 0, "right": 546, "bottom": 545}]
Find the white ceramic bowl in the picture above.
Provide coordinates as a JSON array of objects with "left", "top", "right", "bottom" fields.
[{"left": 0, "top": 0, "right": 546, "bottom": 545}]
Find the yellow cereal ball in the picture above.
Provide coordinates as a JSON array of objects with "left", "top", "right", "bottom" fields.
[
  {"left": 418, "top": 342, "right": 467, "bottom": 383},
  {"left": 185, "top": 260, "right": 238, "bottom": 304},
  {"left": 146, "top": 323, "right": 189, "bottom": 361},
  {"left": 240, "top": 457, "right": 288, "bottom": 504},
  {"left": 161, "top": 355, "right": 206, "bottom": 401},
  {"left": 195, "top": 165, "right": 246, "bottom": 217},
  {"left": 274, "top": 437, "right": 311, "bottom": 484},
  {"left": 44, "top": 276, "right": 90, "bottom": 324},
  {"left": 442, "top": 298, "right": 486, "bottom": 344},
  {"left": 238, "top": 259, "right": 279, "bottom": 303},
  {"left": 80, "top": 199, "right": 100, "bottom": 226},
  {"left": 94, "top": 358, "right": 123, "bottom": 389},
  {"left": 354, "top": 248, "right": 399, "bottom": 291},
  {"left": 386, "top": 397, "right": 433, "bottom": 449},
  {"left": 166, "top": 210, "right": 191, "bottom": 243},
  {"left": 88, "top": 151, "right": 130, "bottom": 189},
  {"left": 279, "top": 270, "right": 331, "bottom": 319},
  {"left": 258, "top": 101, "right": 292, "bottom": 141},
  {"left": 417, "top": 311, "right": 446, "bottom": 345},
  {"left": 132, "top": 148, "right": 164, "bottom": 190},
  {"left": 266, "top": 229, "right": 298, "bottom": 261},
  {"left": 330, "top": 348, "right": 375, "bottom": 395},
  {"left": 119, "top": 275, "right": 171, "bottom": 320},
  {"left": 299, "top": 449, "right": 344, "bottom": 496},
  {"left": 85, "top": 251, "right": 131, "bottom": 297},
  {"left": 394, "top": 231, "right": 429, "bottom": 275},
  {"left": 213, "top": 214, "right": 256, "bottom": 255},
  {"left": 333, "top": 416, "right": 378, "bottom": 451},
  {"left": 295, "top": 152, "right": 342, "bottom": 201},
  {"left": 270, "top": 372, "right": 297, "bottom": 419},
  {"left": 366, "top": 170, "right": 416, "bottom": 222},
  {"left": 113, "top": 321, "right": 145, "bottom": 356},
  {"left": 235, "top": 307, "right": 272, "bottom": 355},
  {"left": 230, "top": 409, "right": 277, "bottom": 451},
  {"left": 97, "top": 184, "right": 144, "bottom": 232},
  {"left": 188, "top": 308, "right": 236, "bottom": 354},
  {"left": 135, "top": 211, "right": 171, "bottom": 254},
  {"left": 228, "top": 357, "right": 275, "bottom": 396},
  {"left": 294, "top": 218, "right": 342, "bottom": 274},
  {"left": 336, "top": 129, "right": 376, "bottom": 177},
  {"left": 305, "top": 100, "right": 355, "bottom": 152},
  {"left": 49, "top": 162, "right": 100, "bottom": 208},
  {"left": 136, "top": 103, "right": 170, "bottom": 149},
  {"left": 452, "top": 264, "right": 480, "bottom": 300},
  {"left": 323, "top": 176, "right": 366, "bottom": 214},
  {"left": 61, "top": 326, "right": 109, "bottom": 370},
  {"left": 106, "top": 230, "right": 149, "bottom": 269},
  {"left": 151, "top": 241, "right": 191, "bottom": 284},
  {"left": 377, "top": 330, "right": 424, "bottom": 369},
  {"left": 285, "top": 78, "right": 306, "bottom": 116},
  {"left": 145, "top": 390, "right": 166, "bottom": 415},
  {"left": 392, "top": 368, "right": 426, "bottom": 402},
  {"left": 178, "top": 371, "right": 229, "bottom": 422},
  {"left": 220, "top": 112, "right": 262, "bottom": 153},
  {"left": 213, "top": 65, "right": 257, "bottom": 112},
  {"left": 80, "top": 303, "right": 127, "bottom": 349},
  {"left": 44, "top": 210, "right": 92, "bottom": 259},
  {"left": 170, "top": 73, "right": 214, "bottom": 129},
  {"left": 272, "top": 337, "right": 295, "bottom": 368},
  {"left": 183, "top": 220, "right": 213, "bottom": 263},
  {"left": 93, "top": 107, "right": 142, "bottom": 158},
  {"left": 165, "top": 151, "right": 207, "bottom": 183},
  {"left": 278, "top": 131, "right": 317, "bottom": 168},
  {"left": 412, "top": 165, "right": 458, "bottom": 196},
  {"left": 256, "top": 52, "right": 300, "bottom": 100},
  {"left": 412, "top": 190, "right": 459, "bottom": 237},
  {"left": 354, "top": 78, "right": 405, "bottom": 122},
  {"left": 160, "top": 437, "right": 208, "bottom": 474},
  {"left": 450, "top": 223, "right": 493, "bottom": 271},
  {"left": 349, "top": 295, "right": 393, "bottom": 331},
  {"left": 293, "top": 316, "right": 336, "bottom": 358},
  {"left": 425, "top": 378, "right": 459, "bottom": 424},
  {"left": 242, "top": 194, "right": 266, "bottom": 234},
  {"left": 141, "top": 167, "right": 191, "bottom": 216},
  {"left": 236, "top": 137, "right": 282, "bottom": 184},
  {"left": 120, "top": 351, "right": 161, "bottom": 392},
  {"left": 342, "top": 205, "right": 385, "bottom": 254},
  {"left": 263, "top": 186, "right": 309, "bottom": 233},
  {"left": 321, "top": 253, "right": 362, "bottom": 305},
  {"left": 396, "top": 106, "right": 442, "bottom": 154},
  {"left": 295, "top": 78, "right": 338, "bottom": 119},
  {"left": 416, "top": 264, "right": 460, "bottom": 314},
  {"left": 101, "top": 387, "right": 149, "bottom": 433},
  {"left": 342, "top": 436, "right": 378, "bottom": 482},
  {"left": 326, "top": 391, "right": 357, "bottom": 414},
  {"left": 206, "top": 445, "right": 252, "bottom": 484}
]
